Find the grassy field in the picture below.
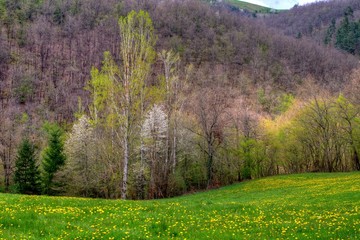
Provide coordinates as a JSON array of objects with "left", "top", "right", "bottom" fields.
[
  {"left": 225, "top": 0, "right": 273, "bottom": 13},
  {"left": 0, "top": 172, "right": 359, "bottom": 239}
]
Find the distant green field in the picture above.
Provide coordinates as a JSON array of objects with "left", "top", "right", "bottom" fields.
[
  {"left": 225, "top": 0, "right": 273, "bottom": 13},
  {"left": 0, "top": 173, "right": 359, "bottom": 239}
]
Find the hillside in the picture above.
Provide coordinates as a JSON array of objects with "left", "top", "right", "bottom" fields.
[
  {"left": 0, "top": 173, "right": 359, "bottom": 239},
  {"left": 264, "top": 0, "right": 360, "bottom": 41},
  {"left": 0, "top": 0, "right": 356, "bottom": 121},
  {"left": 224, "top": 0, "right": 274, "bottom": 13},
  {"left": 1, "top": 0, "right": 360, "bottom": 200}
]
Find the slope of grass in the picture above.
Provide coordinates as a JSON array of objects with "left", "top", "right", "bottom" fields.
[
  {"left": 225, "top": 0, "right": 273, "bottom": 13},
  {"left": 0, "top": 172, "right": 359, "bottom": 239}
]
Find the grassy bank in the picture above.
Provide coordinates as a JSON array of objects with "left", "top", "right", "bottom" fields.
[{"left": 0, "top": 172, "right": 359, "bottom": 239}]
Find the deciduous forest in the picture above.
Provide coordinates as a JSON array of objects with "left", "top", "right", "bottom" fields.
[{"left": 1, "top": 0, "right": 360, "bottom": 199}]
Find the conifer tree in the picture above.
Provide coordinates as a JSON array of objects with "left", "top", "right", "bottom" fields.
[
  {"left": 42, "top": 123, "right": 66, "bottom": 195},
  {"left": 14, "top": 139, "right": 41, "bottom": 194},
  {"left": 324, "top": 18, "right": 336, "bottom": 45},
  {"left": 335, "top": 7, "right": 360, "bottom": 55}
]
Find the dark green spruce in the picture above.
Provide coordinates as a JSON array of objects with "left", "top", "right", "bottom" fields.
[
  {"left": 42, "top": 124, "right": 66, "bottom": 195},
  {"left": 14, "top": 139, "right": 41, "bottom": 194},
  {"left": 335, "top": 7, "right": 360, "bottom": 54}
]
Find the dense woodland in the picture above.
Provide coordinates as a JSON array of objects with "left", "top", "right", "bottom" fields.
[
  {"left": 264, "top": 0, "right": 360, "bottom": 51},
  {"left": 1, "top": 0, "right": 360, "bottom": 199}
]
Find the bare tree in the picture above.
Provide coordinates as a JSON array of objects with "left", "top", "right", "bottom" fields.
[
  {"left": 336, "top": 95, "right": 360, "bottom": 170},
  {"left": 190, "top": 89, "right": 227, "bottom": 188},
  {"left": 0, "top": 108, "right": 23, "bottom": 191}
]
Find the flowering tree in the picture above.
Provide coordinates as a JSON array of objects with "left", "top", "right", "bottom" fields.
[
  {"left": 142, "top": 104, "right": 168, "bottom": 198},
  {"left": 65, "top": 115, "right": 97, "bottom": 196}
]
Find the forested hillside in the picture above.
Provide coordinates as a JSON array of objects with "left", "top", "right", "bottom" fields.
[
  {"left": 208, "top": 0, "right": 275, "bottom": 14},
  {"left": 1, "top": 0, "right": 360, "bottom": 199},
  {"left": 264, "top": 0, "right": 360, "bottom": 53}
]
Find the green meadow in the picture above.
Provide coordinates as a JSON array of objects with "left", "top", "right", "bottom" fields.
[
  {"left": 225, "top": 0, "right": 273, "bottom": 13},
  {"left": 0, "top": 172, "right": 359, "bottom": 239}
]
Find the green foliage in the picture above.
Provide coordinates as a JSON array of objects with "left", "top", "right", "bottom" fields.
[
  {"left": 258, "top": 89, "right": 295, "bottom": 115},
  {"left": 87, "top": 10, "right": 157, "bottom": 127},
  {"left": 53, "top": 6, "right": 65, "bottom": 25},
  {"left": 86, "top": 10, "right": 157, "bottom": 199},
  {"left": 0, "top": 0, "right": 5, "bottom": 22},
  {"left": 275, "top": 93, "right": 294, "bottom": 114},
  {"left": 179, "top": 155, "right": 207, "bottom": 190},
  {"left": 335, "top": 8, "right": 360, "bottom": 54},
  {"left": 19, "top": 112, "right": 29, "bottom": 124},
  {"left": 16, "top": 24, "right": 27, "bottom": 47},
  {"left": 335, "top": 94, "right": 360, "bottom": 170},
  {"left": 2, "top": 0, "right": 43, "bottom": 25},
  {"left": 86, "top": 64, "right": 113, "bottom": 124},
  {"left": 118, "top": 10, "right": 157, "bottom": 86},
  {"left": 241, "top": 164, "right": 252, "bottom": 180},
  {"left": 41, "top": 123, "right": 66, "bottom": 195},
  {"left": 0, "top": 173, "right": 359, "bottom": 239},
  {"left": 257, "top": 93, "right": 360, "bottom": 174},
  {"left": 335, "top": 16, "right": 353, "bottom": 53},
  {"left": 324, "top": 7, "right": 360, "bottom": 55},
  {"left": 239, "top": 138, "right": 255, "bottom": 179},
  {"left": 167, "top": 170, "right": 187, "bottom": 197},
  {"left": 13, "top": 74, "right": 34, "bottom": 104},
  {"left": 344, "top": 6, "right": 354, "bottom": 17},
  {"left": 324, "top": 18, "right": 336, "bottom": 45},
  {"left": 169, "top": 36, "right": 185, "bottom": 54},
  {"left": 238, "top": 137, "right": 268, "bottom": 179},
  {"left": 69, "top": 0, "right": 81, "bottom": 15},
  {"left": 14, "top": 139, "right": 41, "bottom": 194},
  {"left": 257, "top": 88, "right": 270, "bottom": 112},
  {"left": 271, "top": 94, "right": 360, "bottom": 173},
  {"left": 128, "top": 163, "right": 149, "bottom": 200}
]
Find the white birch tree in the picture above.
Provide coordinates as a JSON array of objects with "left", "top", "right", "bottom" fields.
[
  {"left": 87, "top": 10, "right": 156, "bottom": 199},
  {"left": 158, "top": 50, "right": 180, "bottom": 173}
]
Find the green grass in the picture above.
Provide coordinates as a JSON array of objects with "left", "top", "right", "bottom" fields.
[
  {"left": 225, "top": 0, "right": 273, "bottom": 13},
  {"left": 0, "top": 172, "right": 359, "bottom": 239}
]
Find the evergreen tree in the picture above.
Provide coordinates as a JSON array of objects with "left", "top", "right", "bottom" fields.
[
  {"left": 42, "top": 123, "right": 66, "bottom": 195},
  {"left": 344, "top": 6, "right": 354, "bottom": 18},
  {"left": 324, "top": 18, "right": 336, "bottom": 45},
  {"left": 336, "top": 15, "right": 353, "bottom": 53},
  {"left": 14, "top": 139, "right": 41, "bottom": 194},
  {"left": 335, "top": 7, "right": 360, "bottom": 55}
]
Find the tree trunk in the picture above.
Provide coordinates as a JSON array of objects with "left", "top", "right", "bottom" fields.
[
  {"left": 121, "top": 131, "right": 129, "bottom": 199},
  {"left": 207, "top": 141, "right": 214, "bottom": 188},
  {"left": 353, "top": 147, "right": 360, "bottom": 171},
  {"left": 4, "top": 127, "right": 13, "bottom": 192},
  {"left": 2, "top": 151, "right": 10, "bottom": 192},
  {"left": 172, "top": 122, "right": 177, "bottom": 171}
]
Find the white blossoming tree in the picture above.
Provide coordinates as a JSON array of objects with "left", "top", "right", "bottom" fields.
[
  {"left": 141, "top": 104, "right": 168, "bottom": 198},
  {"left": 65, "top": 115, "right": 97, "bottom": 196}
]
